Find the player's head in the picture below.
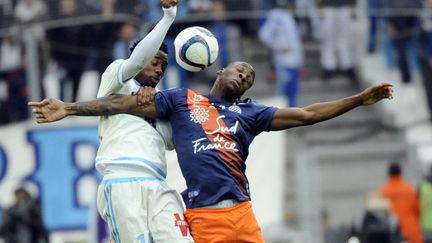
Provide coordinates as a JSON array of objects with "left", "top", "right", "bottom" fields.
[
  {"left": 388, "top": 161, "right": 401, "bottom": 177},
  {"left": 14, "top": 187, "right": 31, "bottom": 204},
  {"left": 130, "top": 40, "right": 168, "bottom": 88},
  {"left": 119, "top": 23, "right": 137, "bottom": 42},
  {"left": 211, "top": 61, "right": 255, "bottom": 101}
]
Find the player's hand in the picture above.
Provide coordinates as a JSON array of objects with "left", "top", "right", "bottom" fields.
[
  {"left": 28, "top": 98, "right": 67, "bottom": 123},
  {"left": 161, "top": 0, "right": 178, "bottom": 8},
  {"left": 359, "top": 82, "right": 394, "bottom": 106},
  {"left": 136, "top": 87, "right": 156, "bottom": 107}
]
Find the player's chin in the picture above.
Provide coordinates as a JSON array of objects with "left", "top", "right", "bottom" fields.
[
  {"left": 226, "top": 82, "right": 240, "bottom": 92},
  {"left": 224, "top": 85, "right": 237, "bottom": 95},
  {"left": 224, "top": 87, "right": 243, "bottom": 100}
]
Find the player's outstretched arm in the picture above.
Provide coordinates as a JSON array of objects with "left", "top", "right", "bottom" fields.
[
  {"left": 28, "top": 94, "right": 157, "bottom": 123},
  {"left": 28, "top": 99, "right": 68, "bottom": 123},
  {"left": 121, "top": 0, "right": 178, "bottom": 81},
  {"left": 270, "top": 82, "right": 394, "bottom": 131}
]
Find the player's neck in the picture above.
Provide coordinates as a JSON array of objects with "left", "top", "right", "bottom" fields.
[{"left": 209, "top": 89, "right": 237, "bottom": 103}]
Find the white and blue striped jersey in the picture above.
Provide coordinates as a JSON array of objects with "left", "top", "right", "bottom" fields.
[{"left": 95, "top": 59, "right": 173, "bottom": 179}]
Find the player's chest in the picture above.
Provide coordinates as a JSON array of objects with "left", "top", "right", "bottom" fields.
[{"left": 175, "top": 100, "right": 248, "bottom": 136}]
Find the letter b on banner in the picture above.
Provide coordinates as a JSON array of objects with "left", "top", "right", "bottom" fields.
[
  {"left": 27, "top": 127, "right": 99, "bottom": 231},
  {"left": 0, "top": 146, "right": 6, "bottom": 183}
]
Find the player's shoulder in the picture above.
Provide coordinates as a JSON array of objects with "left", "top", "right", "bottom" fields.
[
  {"left": 102, "top": 59, "right": 125, "bottom": 76},
  {"left": 159, "top": 87, "right": 187, "bottom": 96},
  {"left": 238, "top": 97, "right": 256, "bottom": 106},
  {"left": 238, "top": 98, "right": 276, "bottom": 111}
]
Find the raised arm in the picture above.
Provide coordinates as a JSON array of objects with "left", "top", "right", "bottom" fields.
[
  {"left": 120, "top": 0, "right": 177, "bottom": 81},
  {"left": 270, "top": 83, "right": 394, "bottom": 131},
  {"left": 28, "top": 93, "right": 157, "bottom": 124}
]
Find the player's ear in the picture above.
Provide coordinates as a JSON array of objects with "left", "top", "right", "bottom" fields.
[{"left": 216, "top": 68, "right": 224, "bottom": 75}]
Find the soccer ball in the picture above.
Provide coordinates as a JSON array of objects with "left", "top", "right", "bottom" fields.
[{"left": 174, "top": 26, "right": 219, "bottom": 72}]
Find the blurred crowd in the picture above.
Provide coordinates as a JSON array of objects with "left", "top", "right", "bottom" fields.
[
  {"left": 264, "top": 161, "right": 432, "bottom": 243},
  {"left": 0, "top": 0, "right": 257, "bottom": 26},
  {"left": 0, "top": 0, "right": 431, "bottom": 125},
  {"left": 0, "top": 0, "right": 256, "bottom": 124}
]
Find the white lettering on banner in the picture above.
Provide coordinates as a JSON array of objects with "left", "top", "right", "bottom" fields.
[
  {"left": 192, "top": 135, "right": 238, "bottom": 154},
  {"left": 205, "top": 115, "right": 239, "bottom": 135}
]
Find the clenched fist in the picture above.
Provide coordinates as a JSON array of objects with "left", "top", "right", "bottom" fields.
[{"left": 161, "top": 0, "right": 178, "bottom": 8}]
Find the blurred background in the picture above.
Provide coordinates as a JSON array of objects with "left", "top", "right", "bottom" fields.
[{"left": 0, "top": 0, "right": 432, "bottom": 242}]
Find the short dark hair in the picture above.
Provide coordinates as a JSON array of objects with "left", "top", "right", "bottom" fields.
[
  {"left": 388, "top": 162, "right": 401, "bottom": 176},
  {"left": 14, "top": 187, "right": 31, "bottom": 198},
  {"left": 129, "top": 39, "right": 168, "bottom": 56}
]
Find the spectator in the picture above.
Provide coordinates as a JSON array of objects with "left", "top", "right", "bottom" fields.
[
  {"left": 221, "top": 0, "right": 254, "bottom": 36},
  {"left": 380, "top": 161, "right": 423, "bottom": 243},
  {"left": 101, "top": 0, "right": 115, "bottom": 17},
  {"left": 14, "top": 0, "right": 47, "bottom": 22},
  {"left": 0, "top": 187, "right": 49, "bottom": 243},
  {"left": 46, "top": 0, "right": 89, "bottom": 101},
  {"left": 259, "top": 1, "right": 303, "bottom": 107},
  {"left": 78, "top": 0, "right": 99, "bottom": 16},
  {"left": 419, "top": 164, "right": 432, "bottom": 243},
  {"left": 211, "top": 0, "right": 241, "bottom": 68},
  {"left": 294, "top": 0, "right": 320, "bottom": 41},
  {"left": 0, "top": 0, "right": 14, "bottom": 29},
  {"left": 46, "top": 0, "right": 99, "bottom": 18},
  {"left": 114, "top": 0, "right": 140, "bottom": 15},
  {"left": 112, "top": 23, "right": 137, "bottom": 60},
  {"left": 367, "top": 0, "right": 383, "bottom": 53},
  {"left": 188, "top": 0, "right": 212, "bottom": 14},
  {"left": 60, "top": 0, "right": 77, "bottom": 16},
  {"left": 350, "top": 191, "right": 403, "bottom": 243},
  {"left": 382, "top": 0, "right": 422, "bottom": 84},
  {"left": 419, "top": 0, "right": 432, "bottom": 122},
  {"left": 0, "top": 32, "right": 27, "bottom": 123},
  {"left": 317, "top": 0, "right": 358, "bottom": 83},
  {"left": 323, "top": 210, "right": 351, "bottom": 243},
  {"left": 0, "top": 0, "right": 13, "bottom": 21}
]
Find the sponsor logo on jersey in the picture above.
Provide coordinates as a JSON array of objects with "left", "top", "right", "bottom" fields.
[{"left": 174, "top": 213, "right": 190, "bottom": 237}]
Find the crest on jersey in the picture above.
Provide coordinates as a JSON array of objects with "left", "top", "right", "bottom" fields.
[{"left": 228, "top": 105, "right": 242, "bottom": 114}]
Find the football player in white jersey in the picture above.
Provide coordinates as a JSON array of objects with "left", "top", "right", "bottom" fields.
[{"left": 29, "top": 0, "right": 194, "bottom": 242}]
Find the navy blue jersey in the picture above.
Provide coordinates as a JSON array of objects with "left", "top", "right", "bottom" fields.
[{"left": 155, "top": 88, "right": 277, "bottom": 208}]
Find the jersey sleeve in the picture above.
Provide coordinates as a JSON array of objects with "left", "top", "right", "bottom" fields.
[
  {"left": 155, "top": 121, "right": 175, "bottom": 150},
  {"left": 119, "top": 6, "right": 176, "bottom": 82},
  {"left": 154, "top": 88, "right": 184, "bottom": 120},
  {"left": 252, "top": 100, "right": 278, "bottom": 133},
  {"left": 96, "top": 59, "right": 126, "bottom": 98}
]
